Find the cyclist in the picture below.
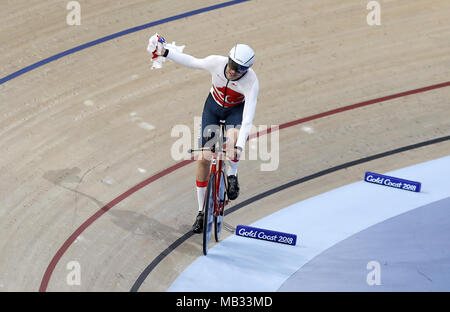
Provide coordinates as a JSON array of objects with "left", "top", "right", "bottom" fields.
[{"left": 152, "top": 36, "right": 259, "bottom": 233}]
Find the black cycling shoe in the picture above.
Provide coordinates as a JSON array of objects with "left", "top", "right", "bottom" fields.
[
  {"left": 227, "top": 175, "right": 240, "bottom": 200},
  {"left": 192, "top": 211, "right": 204, "bottom": 233}
]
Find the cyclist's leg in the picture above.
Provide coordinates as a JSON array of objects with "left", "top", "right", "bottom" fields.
[
  {"left": 196, "top": 94, "right": 220, "bottom": 210},
  {"left": 225, "top": 127, "right": 240, "bottom": 174},
  {"left": 193, "top": 94, "right": 223, "bottom": 233},
  {"left": 224, "top": 104, "right": 244, "bottom": 175},
  {"left": 223, "top": 104, "right": 244, "bottom": 200}
]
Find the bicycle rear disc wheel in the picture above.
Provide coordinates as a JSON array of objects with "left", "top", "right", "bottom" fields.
[{"left": 203, "top": 173, "right": 215, "bottom": 255}]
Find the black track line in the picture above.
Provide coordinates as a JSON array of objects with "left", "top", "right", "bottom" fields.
[{"left": 130, "top": 135, "right": 450, "bottom": 291}]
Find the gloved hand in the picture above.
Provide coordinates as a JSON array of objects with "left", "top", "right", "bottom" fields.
[
  {"left": 234, "top": 146, "right": 243, "bottom": 161},
  {"left": 147, "top": 33, "right": 166, "bottom": 69},
  {"left": 147, "top": 33, "right": 166, "bottom": 59},
  {"left": 147, "top": 33, "right": 186, "bottom": 69}
]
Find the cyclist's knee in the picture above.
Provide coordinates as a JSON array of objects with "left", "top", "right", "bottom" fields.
[
  {"left": 197, "top": 158, "right": 210, "bottom": 180},
  {"left": 198, "top": 156, "right": 210, "bottom": 167},
  {"left": 226, "top": 128, "right": 239, "bottom": 144},
  {"left": 226, "top": 127, "right": 239, "bottom": 138}
]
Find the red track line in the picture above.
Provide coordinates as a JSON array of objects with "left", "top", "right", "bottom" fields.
[
  {"left": 248, "top": 81, "right": 450, "bottom": 140},
  {"left": 39, "top": 81, "right": 449, "bottom": 291},
  {"left": 38, "top": 159, "right": 194, "bottom": 292}
]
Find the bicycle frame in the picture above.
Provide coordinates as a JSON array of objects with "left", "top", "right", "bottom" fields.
[
  {"left": 192, "top": 120, "right": 232, "bottom": 255},
  {"left": 210, "top": 151, "right": 228, "bottom": 217},
  {"left": 208, "top": 122, "right": 229, "bottom": 218}
]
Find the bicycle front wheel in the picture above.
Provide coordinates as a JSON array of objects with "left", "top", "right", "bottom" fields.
[
  {"left": 203, "top": 173, "right": 215, "bottom": 255},
  {"left": 214, "top": 170, "right": 226, "bottom": 242}
]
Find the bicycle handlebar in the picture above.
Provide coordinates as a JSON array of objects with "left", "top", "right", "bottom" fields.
[{"left": 188, "top": 146, "right": 240, "bottom": 154}]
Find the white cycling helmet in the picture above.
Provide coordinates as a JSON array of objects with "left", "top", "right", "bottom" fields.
[{"left": 228, "top": 44, "right": 255, "bottom": 72}]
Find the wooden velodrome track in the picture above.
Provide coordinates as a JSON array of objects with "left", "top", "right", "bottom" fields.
[{"left": 0, "top": 0, "right": 449, "bottom": 292}]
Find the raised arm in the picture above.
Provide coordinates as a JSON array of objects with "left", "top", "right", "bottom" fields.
[{"left": 163, "top": 48, "right": 217, "bottom": 72}]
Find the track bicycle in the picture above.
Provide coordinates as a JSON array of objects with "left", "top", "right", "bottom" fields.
[{"left": 189, "top": 120, "right": 231, "bottom": 255}]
